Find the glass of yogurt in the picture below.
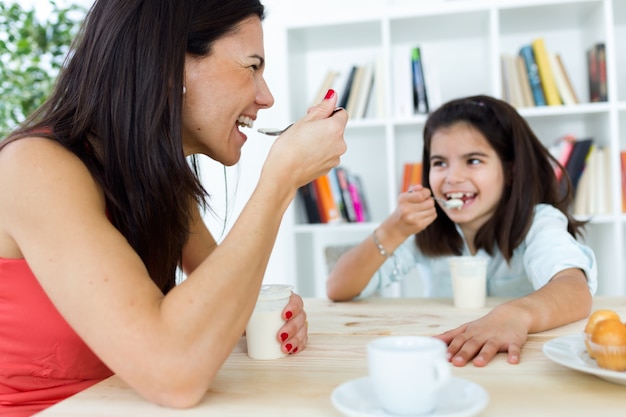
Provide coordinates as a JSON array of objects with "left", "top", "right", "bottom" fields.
[{"left": 245, "top": 284, "right": 294, "bottom": 360}]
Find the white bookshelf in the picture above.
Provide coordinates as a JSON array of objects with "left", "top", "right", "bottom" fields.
[{"left": 263, "top": 0, "right": 626, "bottom": 297}]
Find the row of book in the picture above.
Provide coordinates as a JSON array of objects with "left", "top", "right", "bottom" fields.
[
  {"left": 297, "top": 166, "right": 371, "bottom": 224},
  {"left": 311, "top": 59, "right": 384, "bottom": 120},
  {"left": 501, "top": 38, "right": 578, "bottom": 108},
  {"left": 549, "top": 135, "right": 612, "bottom": 216},
  {"left": 502, "top": 39, "right": 607, "bottom": 109}
]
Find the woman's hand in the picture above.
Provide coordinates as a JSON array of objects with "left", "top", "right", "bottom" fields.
[
  {"left": 278, "top": 292, "right": 308, "bottom": 354},
  {"left": 263, "top": 90, "right": 348, "bottom": 190},
  {"left": 433, "top": 303, "right": 530, "bottom": 367}
]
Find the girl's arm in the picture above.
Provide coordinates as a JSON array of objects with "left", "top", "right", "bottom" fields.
[
  {"left": 435, "top": 268, "right": 591, "bottom": 367},
  {"left": 326, "top": 185, "right": 437, "bottom": 301}
]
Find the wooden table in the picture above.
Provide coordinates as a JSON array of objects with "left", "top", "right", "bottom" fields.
[{"left": 36, "top": 297, "right": 626, "bottom": 416}]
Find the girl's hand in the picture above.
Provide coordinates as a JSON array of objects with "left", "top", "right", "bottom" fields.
[
  {"left": 388, "top": 184, "right": 437, "bottom": 238},
  {"left": 278, "top": 292, "right": 308, "bottom": 355},
  {"left": 433, "top": 304, "right": 529, "bottom": 367}
]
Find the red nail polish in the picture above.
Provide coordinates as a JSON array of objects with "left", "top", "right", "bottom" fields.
[
  {"left": 280, "top": 332, "right": 288, "bottom": 342},
  {"left": 292, "top": 347, "right": 298, "bottom": 354},
  {"left": 285, "top": 311, "right": 293, "bottom": 320},
  {"left": 285, "top": 343, "right": 293, "bottom": 352},
  {"left": 324, "top": 89, "right": 335, "bottom": 100}
]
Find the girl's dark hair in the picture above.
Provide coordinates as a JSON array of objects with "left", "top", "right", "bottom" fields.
[
  {"left": 416, "top": 95, "right": 586, "bottom": 261},
  {"left": 1, "top": 0, "right": 265, "bottom": 293}
]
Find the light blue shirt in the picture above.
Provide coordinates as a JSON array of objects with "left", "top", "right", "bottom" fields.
[{"left": 359, "top": 204, "right": 598, "bottom": 298}]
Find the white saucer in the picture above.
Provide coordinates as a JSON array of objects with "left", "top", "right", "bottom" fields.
[
  {"left": 331, "top": 376, "right": 489, "bottom": 417},
  {"left": 543, "top": 333, "right": 626, "bottom": 386}
]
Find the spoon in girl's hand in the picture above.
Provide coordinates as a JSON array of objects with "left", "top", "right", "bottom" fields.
[
  {"left": 257, "top": 107, "right": 345, "bottom": 136},
  {"left": 435, "top": 196, "right": 463, "bottom": 210}
]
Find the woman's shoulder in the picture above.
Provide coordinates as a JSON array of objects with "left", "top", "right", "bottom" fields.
[
  {"left": 0, "top": 136, "right": 104, "bottom": 216},
  {"left": 0, "top": 137, "right": 91, "bottom": 181}
]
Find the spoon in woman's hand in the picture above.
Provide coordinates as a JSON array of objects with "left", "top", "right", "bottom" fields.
[
  {"left": 435, "top": 196, "right": 463, "bottom": 210},
  {"left": 257, "top": 107, "right": 345, "bottom": 136}
]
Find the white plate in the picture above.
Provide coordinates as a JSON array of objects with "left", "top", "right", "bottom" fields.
[
  {"left": 543, "top": 333, "right": 626, "bottom": 385},
  {"left": 331, "top": 376, "right": 489, "bottom": 417}
]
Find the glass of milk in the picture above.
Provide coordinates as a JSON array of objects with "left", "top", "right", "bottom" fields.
[
  {"left": 448, "top": 256, "right": 488, "bottom": 309},
  {"left": 245, "top": 284, "right": 293, "bottom": 360}
]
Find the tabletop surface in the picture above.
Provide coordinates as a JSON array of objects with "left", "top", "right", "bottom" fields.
[{"left": 36, "top": 297, "right": 626, "bottom": 416}]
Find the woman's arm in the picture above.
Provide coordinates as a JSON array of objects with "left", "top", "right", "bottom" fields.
[
  {"left": 435, "top": 268, "right": 592, "bottom": 367},
  {"left": 326, "top": 185, "right": 437, "bottom": 301},
  {"left": 0, "top": 97, "right": 347, "bottom": 409}
]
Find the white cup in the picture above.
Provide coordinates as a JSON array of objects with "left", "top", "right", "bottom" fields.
[
  {"left": 367, "top": 336, "right": 451, "bottom": 416},
  {"left": 449, "top": 256, "right": 488, "bottom": 309},
  {"left": 245, "top": 284, "right": 293, "bottom": 360}
]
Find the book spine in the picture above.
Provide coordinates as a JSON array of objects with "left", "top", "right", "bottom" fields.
[
  {"left": 328, "top": 167, "right": 348, "bottom": 222},
  {"left": 531, "top": 38, "right": 561, "bottom": 106},
  {"left": 519, "top": 45, "right": 546, "bottom": 106},
  {"left": 515, "top": 55, "right": 535, "bottom": 108},
  {"left": 347, "top": 173, "right": 365, "bottom": 222},
  {"left": 338, "top": 66, "right": 357, "bottom": 110},
  {"left": 555, "top": 54, "right": 579, "bottom": 104},
  {"left": 548, "top": 52, "right": 576, "bottom": 106},
  {"left": 297, "top": 183, "right": 321, "bottom": 224},
  {"left": 596, "top": 43, "right": 608, "bottom": 102},
  {"left": 411, "top": 46, "right": 429, "bottom": 114},
  {"left": 313, "top": 175, "right": 342, "bottom": 224},
  {"left": 335, "top": 167, "right": 357, "bottom": 222}
]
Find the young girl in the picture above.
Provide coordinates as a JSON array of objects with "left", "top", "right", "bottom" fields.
[{"left": 327, "top": 95, "right": 596, "bottom": 367}]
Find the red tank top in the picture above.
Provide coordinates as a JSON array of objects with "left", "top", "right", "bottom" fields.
[{"left": 0, "top": 258, "right": 112, "bottom": 416}]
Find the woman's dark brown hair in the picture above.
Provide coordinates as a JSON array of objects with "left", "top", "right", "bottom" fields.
[
  {"left": 0, "top": 0, "right": 265, "bottom": 293},
  {"left": 416, "top": 95, "right": 586, "bottom": 261}
]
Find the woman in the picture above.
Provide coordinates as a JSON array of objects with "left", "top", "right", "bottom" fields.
[
  {"left": 327, "top": 95, "right": 595, "bottom": 367},
  {"left": 0, "top": 0, "right": 347, "bottom": 415}
]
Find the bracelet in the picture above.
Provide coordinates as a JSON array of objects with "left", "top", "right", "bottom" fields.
[{"left": 372, "top": 229, "right": 393, "bottom": 258}]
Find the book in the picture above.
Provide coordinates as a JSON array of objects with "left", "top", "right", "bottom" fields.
[
  {"left": 596, "top": 43, "right": 608, "bottom": 102},
  {"left": 338, "top": 66, "right": 358, "bottom": 110},
  {"left": 401, "top": 162, "right": 422, "bottom": 193},
  {"left": 419, "top": 45, "right": 442, "bottom": 112},
  {"left": 353, "top": 63, "right": 375, "bottom": 120},
  {"left": 297, "top": 183, "right": 321, "bottom": 224},
  {"left": 554, "top": 54, "right": 579, "bottom": 104},
  {"left": 334, "top": 166, "right": 357, "bottom": 223},
  {"left": 351, "top": 173, "right": 371, "bottom": 222},
  {"left": 519, "top": 45, "right": 546, "bottom": 106},
  {"left": 311, "top": 69, "right": 339, "bottom": 107},
  {"left": 345, "top": 65, "right": 364, "bottom": 117},
  {"left": 563, "top": 138, "right": 594, "bottom": 195},
  {"left": 313, "top": 174, "right": 342, "bottom": 224},
  {"left": 549, "top": 52, "right": 577, "bottom": 106},
  {"left": 549, "top": 134, "right": 576, "bottom": 181},
  {"left": 501, "top": 53, "right": 525, "bottom": 108},
  {"left": 411, "top": 46, "right": 429, "bottom": 114},
  {"left": 531, "top": 38, "right": 562, "bottom": 106},
  {"left": 515, "top": 55, "right": 535, "bottom": 108},
  {"left": 347, "top": 172, "right": 365, "bottom": 222},
  {"left": 587, "top": 45, "right": 600, "bottom": 102},
  {"left": 592, "top": 147, "right": 612, "bottom": 215},
  {"left": 328, "top": 167, "right": 348, "bottom": 222},
  {"left": 572, "top": 147, "right": 592, "bottom": 216}
]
